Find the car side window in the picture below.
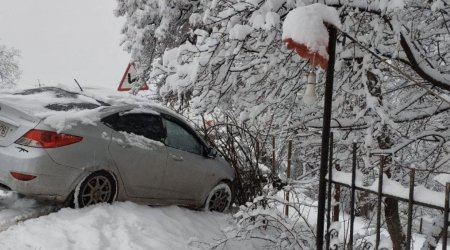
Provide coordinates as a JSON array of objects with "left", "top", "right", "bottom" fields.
[
  {"left": 162, "top": 118, "right": 203, "bottom": 155},
  {"left": 103, "top": 113, "right": 164, "bottom": 142}
]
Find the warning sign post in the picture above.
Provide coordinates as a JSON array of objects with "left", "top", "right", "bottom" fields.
[{"left": 117, "top": 63, "right": 149, "bottom": 91}]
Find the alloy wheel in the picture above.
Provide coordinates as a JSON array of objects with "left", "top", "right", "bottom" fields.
[
  {"left": 80, "top": 175, "right": 112, "bottom": 206},
  {"left": 208, "top": 186, "right": 231, "bottom": 212}
]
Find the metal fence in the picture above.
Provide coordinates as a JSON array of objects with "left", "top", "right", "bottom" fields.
[{"left": 325, "top": 141, "right": 450, "bottom": 250}]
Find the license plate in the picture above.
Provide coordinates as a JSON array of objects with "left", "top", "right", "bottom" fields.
[{"left": 0, "top": 123, "right": 9, "bottom": 137}]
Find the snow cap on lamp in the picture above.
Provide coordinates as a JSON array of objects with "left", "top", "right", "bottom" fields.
[{"left": 282, "top": 3, "right": 341, "bottom": 70}]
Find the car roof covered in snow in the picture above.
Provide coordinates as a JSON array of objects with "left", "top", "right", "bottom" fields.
[
  {"left": 0, "top": 87, "right": 198, "bottom": 133},
  {"left": 2, "top": 87, "right": 110, "bottom": 113}
]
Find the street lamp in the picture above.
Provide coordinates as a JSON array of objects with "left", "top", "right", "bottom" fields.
[{"left": 282, "top": 4, "right": 339, "bottom": 248}]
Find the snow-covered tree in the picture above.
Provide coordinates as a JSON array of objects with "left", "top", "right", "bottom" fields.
[
  {"left": 0, "top": 44, "right": 20, "bottom": 88},
  {"left": 116, "top": 0, "right": 450, "bottom": 248}
]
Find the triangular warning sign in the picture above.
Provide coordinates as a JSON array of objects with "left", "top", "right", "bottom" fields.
[{"left": 117, "top": 63, "right": 149, "bottom": 91}]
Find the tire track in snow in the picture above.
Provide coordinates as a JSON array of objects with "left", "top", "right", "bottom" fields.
[{"left": 0, "top": 190, "right": 60, "bottom": 232}]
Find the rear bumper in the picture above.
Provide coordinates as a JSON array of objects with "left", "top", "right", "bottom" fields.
[{"left": 0, "top": 144, "right": 83, "bottom": 203}]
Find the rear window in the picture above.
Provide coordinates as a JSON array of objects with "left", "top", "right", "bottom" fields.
[
  {"left": 14, "top": 87, "right": 110, "bottom": 111},
  {"left": 15, "top": 87, "right": 79, "bottom": 98}
]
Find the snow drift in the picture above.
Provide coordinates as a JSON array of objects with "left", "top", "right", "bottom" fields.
[{"left": 0, "top": 202, "right": 248, "bottom": 250}]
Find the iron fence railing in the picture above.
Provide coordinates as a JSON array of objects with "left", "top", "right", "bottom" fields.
[{"left": 325, "top": 141, "right": 450, "bottom": 250}]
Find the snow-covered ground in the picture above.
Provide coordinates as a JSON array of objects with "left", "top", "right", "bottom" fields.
[
  {"left": 0, "top": 190, "right": 57, "bottom": 232},
  {"left": 1, "top": 189, "right": 448, "bottom": 250},
  {"left": 0, "top": 190, "right": 260, "bottom": 250}
]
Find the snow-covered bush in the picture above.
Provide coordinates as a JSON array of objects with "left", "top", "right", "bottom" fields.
[
  {"left": 202, "top": 114, "right": 272, "bottom": 205},
  {"left": 208, "top": 180, "right": 317, "bottom": 250}
]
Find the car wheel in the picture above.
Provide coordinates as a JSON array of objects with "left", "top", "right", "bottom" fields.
[
  {"left": 204, "top": 183, "right": 232, "bottom": 212},
  {"left": 75, "top": 170, "right": 116, "bottom": 208}
]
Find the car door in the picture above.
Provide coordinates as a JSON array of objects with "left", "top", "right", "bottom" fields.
[
  {"left": 161, "top": 115, "right": 216, "bottom": 201},
  {"left": 105, "top": 112, "right": 168, "bottom": 199}
]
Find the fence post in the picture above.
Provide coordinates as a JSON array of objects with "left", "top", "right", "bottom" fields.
[
  {"left": 285, "top": 140, "right": 292, "bottom": 217},
  {"left": 326, "top": 132, "right": 334, "bottom": 250},
  {"left": 272, "top": 136, "right": 276, "bottom": 174},
  {"left": 375, "top": 156, "right": 385, "bottom": 250},
  {"left": 333, "top": 164, "right": 341, "bottom": 222},
  {"left": 443, "top": 183, "right": 450, "bottom": 250},
  {"left": 406, "top": 169, "right": 415, "bottom": 250},
  {"left": 256, "top": 140, "right": 260, "bottom": 163},
  {"left": 349, "top": 142, "right": 357, "bottom": 250},
  {"left": 420, "top": 209, "right": 423, "bottom": 234}
]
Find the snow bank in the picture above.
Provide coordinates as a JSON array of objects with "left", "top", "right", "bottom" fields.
[
  {"left": 282, "top": 3, "right": 341, "bottom": 59},
  {"left": 0, "top": 202, "right": 244, "bottom": 250}
]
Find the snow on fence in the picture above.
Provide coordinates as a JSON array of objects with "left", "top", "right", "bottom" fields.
[{"left": 325, "top": 141, "right": 450, "bottom": 250}]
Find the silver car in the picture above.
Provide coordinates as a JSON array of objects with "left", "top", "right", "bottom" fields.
[{"left": 0, "top": 87, "right": 234, "bottom": 212}]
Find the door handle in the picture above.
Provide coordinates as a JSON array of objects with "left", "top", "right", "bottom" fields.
[{"left": 170, "top": 154, "right": 183, "bottom": 161}]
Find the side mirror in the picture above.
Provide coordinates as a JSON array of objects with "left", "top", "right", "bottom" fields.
[{"left": 206, "top": 147, "right": 218, "bottom": 158}]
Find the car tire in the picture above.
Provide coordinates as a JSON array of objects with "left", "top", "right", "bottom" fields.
[
  {"left": 204, "top": 182, "right": 232, "bottom": 212},
  {"left": 74, "top": 170, "right": 117, "bottom": 208}
]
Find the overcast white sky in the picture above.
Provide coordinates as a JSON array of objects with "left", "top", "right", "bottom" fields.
[{"left": 0, "top": 0, "right": 130, "bottom": 90}]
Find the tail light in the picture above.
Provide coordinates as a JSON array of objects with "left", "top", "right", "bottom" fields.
[
  {"left": 15, "top": 129, "right": 83, "bottom": 148},
  {"left": 11, "top": 172, "right": 36, "bottom": 181}
]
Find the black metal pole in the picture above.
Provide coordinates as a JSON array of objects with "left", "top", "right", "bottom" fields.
[
  {"left": 375, "top": 156, "right": 385, "bottom": 250},
  {"left": 349, "top": 142, "right": 357, "bottom": 249},
  {"left": 285, "top": 140, "right": 292, "bottom": 217},
  {"left": 316, "top": 25, "right": 337, "bottom": 250},
  {"left": 406, "top": 169, "right": 415, "bottom": 250},
  {"left": 326, "top": 132, "right": 334, "bottom": 250},
  {"left": 333, "top": 164, "right": 341, "bottom": 223},
  {"left": 272, "top": 136, "right": 276, "bottom": 174},
  {"left": 443, "top": 183, "right": 450, "bottom": 250}
]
